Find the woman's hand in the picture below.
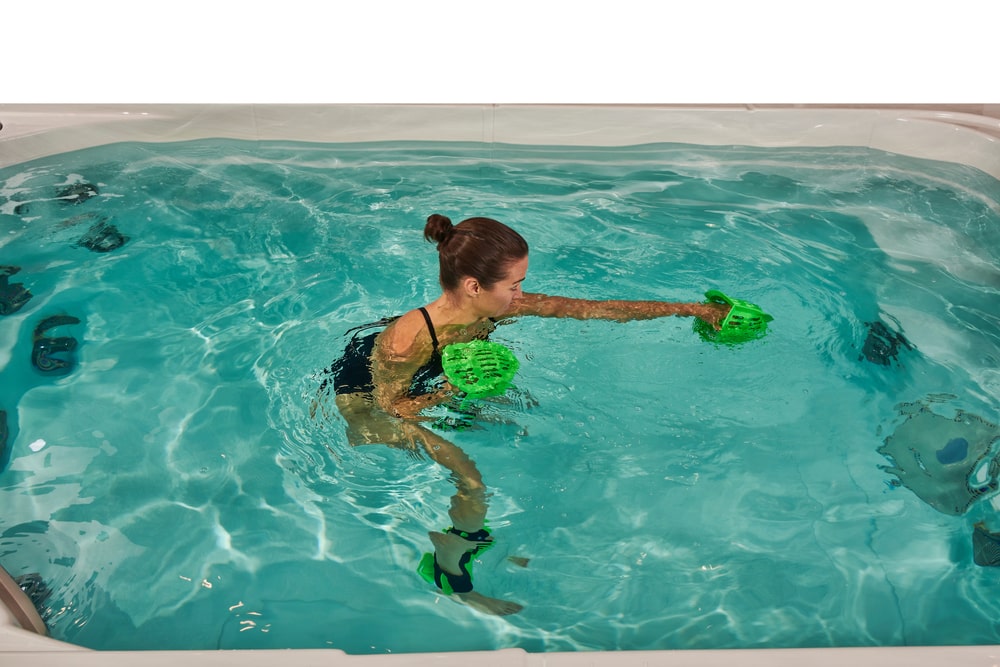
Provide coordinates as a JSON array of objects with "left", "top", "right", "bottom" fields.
[
  {"left": 388, "top": 384, "right": 459, "bottom": 421},
  {"left": 693, "top": 302, "right": 731, "bottom": 330}
]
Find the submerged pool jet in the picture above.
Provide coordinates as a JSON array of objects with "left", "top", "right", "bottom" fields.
[
  {"left": 0, "top": 266, "right": 32, "bottom": 315},
  {"left": 861, "top": 318, "right": 914, "bottom": 366},
  {"left": 75, "top": 218, "right": 129, "bottom": 253},
  {"left": 31, "top": 315, "right": 82, "bottom": 376},
  {"left": 878, "top": 402, "right": 1000, "bottom": 515},
  {"left": 972, "top": 522, "right": 1000, "bottom": 566},
  {"left": 0, "top": 409, "right": 8, "bottom": 472},
  {"left": 56, "top": 181, "right": 99, "bottom": 205},
  {"left": 12, "top": 181, "right": 100, "bottom": 215}
]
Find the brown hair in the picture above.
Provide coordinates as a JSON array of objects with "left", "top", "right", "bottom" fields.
[{"left": 424, "top": 214, "right": 529, "bottom": 291}]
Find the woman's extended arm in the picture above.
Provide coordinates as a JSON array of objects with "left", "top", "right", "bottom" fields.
[{"left": 505, "top": 292, "right": 730, "bottom": 327}]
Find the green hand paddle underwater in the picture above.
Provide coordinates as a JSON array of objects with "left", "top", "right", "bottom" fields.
[{"left": 441, "top": 339, "right": 519, "bottom": 399}]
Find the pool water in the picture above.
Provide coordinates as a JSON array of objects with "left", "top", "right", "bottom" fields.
[{"left": 1, "top": 139, "right": 999, "bottom": 653}]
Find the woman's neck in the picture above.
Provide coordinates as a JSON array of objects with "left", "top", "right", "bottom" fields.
[{"left": 426, "top": 293, "right": 485, "bottom": 328}]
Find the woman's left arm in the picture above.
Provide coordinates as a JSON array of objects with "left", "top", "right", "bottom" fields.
[{"left": 505, "top": 292, "right": 730, "bottom": 327}]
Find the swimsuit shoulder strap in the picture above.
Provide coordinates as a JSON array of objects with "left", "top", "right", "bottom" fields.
[{"left": 417, "top": 307, "right": 440, "bottom": 352}]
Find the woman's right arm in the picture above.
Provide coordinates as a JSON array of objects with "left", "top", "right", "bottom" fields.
[
  {"left": 369, "top": 314, "right": 456, "bottom": 419},
  {"left": 506, "top": 292, "right": 729, "bottom": 327}
]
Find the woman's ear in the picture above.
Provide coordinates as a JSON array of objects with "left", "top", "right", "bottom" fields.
[{"left": 462, "top": 276, "right": 481, "bottom": 297}]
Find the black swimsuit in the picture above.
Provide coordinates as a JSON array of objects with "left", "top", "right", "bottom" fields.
[{"left": 323, "top": 307, "right": 444, "bottom": 397}]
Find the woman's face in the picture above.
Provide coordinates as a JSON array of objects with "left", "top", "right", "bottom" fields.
[{"left": 479, "top": 255, "right": 528, "bottom": 317}]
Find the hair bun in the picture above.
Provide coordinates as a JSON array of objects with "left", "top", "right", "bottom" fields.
[{"left": 424, "top": 213, "right": 455, "bottom": 246}]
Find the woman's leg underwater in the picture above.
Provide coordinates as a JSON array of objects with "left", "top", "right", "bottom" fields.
[{"left": 334, "top": 394, "right": 523, "bottom": 615}]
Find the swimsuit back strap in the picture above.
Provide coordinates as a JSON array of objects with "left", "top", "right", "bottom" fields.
[{"left": 417, "top": 307, "right": 439, "bottom": 352}]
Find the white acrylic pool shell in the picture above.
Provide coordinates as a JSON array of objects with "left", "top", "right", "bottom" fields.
[{"left": 2, "top": 103, "right": 1000, "bottom": 667}]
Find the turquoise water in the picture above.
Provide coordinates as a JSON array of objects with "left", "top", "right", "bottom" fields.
[{"left": 1, "top": 139, "right": 999, "bottom": 653}]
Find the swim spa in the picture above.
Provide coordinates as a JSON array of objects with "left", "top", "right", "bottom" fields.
[{"left": 1, "top": 104, "right": 1000, "bottom": 666}]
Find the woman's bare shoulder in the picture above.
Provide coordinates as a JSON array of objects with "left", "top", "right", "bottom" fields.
[{"left": 377, "top": 309, "right": 431, "bottom": 360}]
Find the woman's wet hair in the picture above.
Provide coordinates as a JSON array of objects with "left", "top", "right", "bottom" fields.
[{"left": 424, "top": 214, "right": 529, "bottom": 290}]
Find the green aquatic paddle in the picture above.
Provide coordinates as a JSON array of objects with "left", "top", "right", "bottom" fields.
[
  {"left": 441, "top": 339, "right": 519, "bottom": 399},
  {"left": 693, "top": 289, "right": 774, "bottom": 344}
]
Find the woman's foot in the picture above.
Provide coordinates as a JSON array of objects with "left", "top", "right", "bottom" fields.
[
  {"left": 428, "top": 531, "right": 523, "bottom": 616},
  {"left": 455, "top": 590, "right": 523, "bottom": 616}
]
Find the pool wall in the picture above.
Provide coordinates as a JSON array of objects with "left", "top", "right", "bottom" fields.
[
  {"left": 2, "top": 104, "right": 1000, "bottom": 177},
  {"left": 2, "top": 103, "right": 1000, "bottom": 667}
]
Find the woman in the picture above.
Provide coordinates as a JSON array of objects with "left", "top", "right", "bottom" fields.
[{"left": 319, "top": 213, "right": 729, "bottom": 616}]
